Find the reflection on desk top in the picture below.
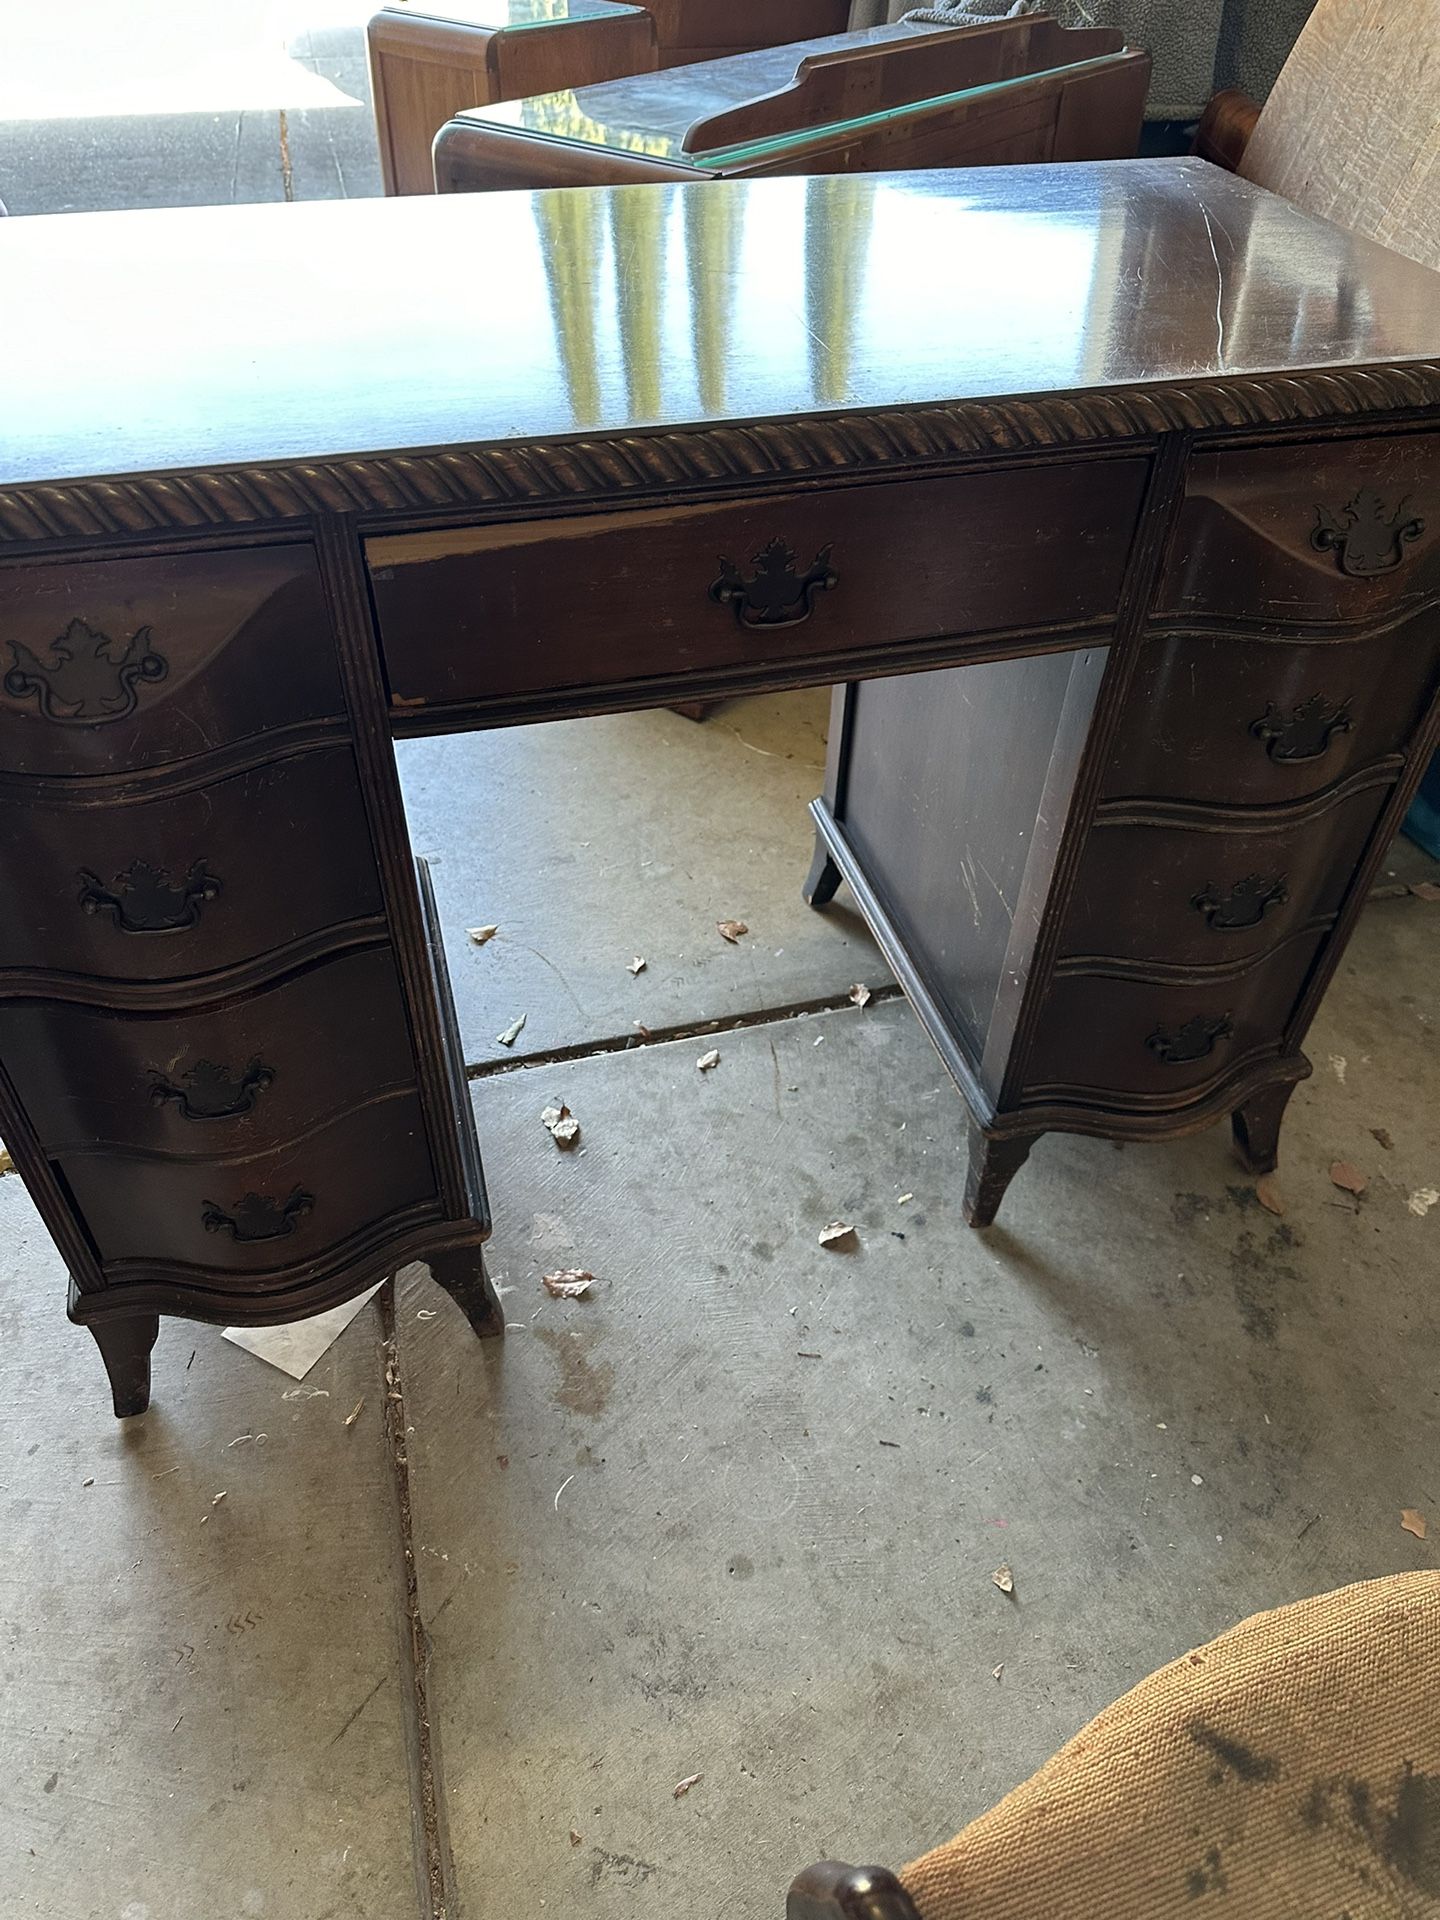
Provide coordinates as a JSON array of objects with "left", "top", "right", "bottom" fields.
[
  {"left": 4, "top": 160, "right": 1440, "bottom": 494},
  {"left": 457, "top": 23, "right": 939, "bottom": 159},
  {"left": 373, "top": 0, "right": 633, "bottom": 30}
]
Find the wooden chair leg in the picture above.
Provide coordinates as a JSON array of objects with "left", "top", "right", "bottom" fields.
[
  {"left": 803, "top": 833, "right": 843, "bottom": 908},
  {"left": 89, "top": 1311, "right": 160, "bottom": 1418},
  {"left": 963, "top": 1123, "right": 1038, "bottom": 1228},
  {"left": 1231, "top": 1080, "right": 1298, "bottom": 1175},
  {"left": 427, "top": 1241, "right": 504, "bottom": 1338},
  {"left": 668, "top": 700, "right": 714, "bottom": 722}
]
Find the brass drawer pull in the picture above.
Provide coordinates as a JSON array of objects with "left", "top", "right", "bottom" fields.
[
  {"left": 77, "top": 858, "right": 221, "bottom": 933},
  {"left": 1146, "top": 1014, "right": 1233, "bottom": 1064},
  {"left": 710, "top": 538, "right": 837, "bottom": 630},
  {"left": 1192, "top": 873, "right": 1288, "bottom": 931},
  {"left": 1250, "top": 695, "right": 1351, "bottom": 764},
  {"left": 151, "top": 1057, "right": 275, "bottom": 1122},
  {"left": 1311, "top": 488, "right": 1423, "bottom": 578},
  {"left": 5, "top": 617, "right": 168, "bottom": 724},
  {"left": 202, "top": 1186, "right": 313, "bottom": 1242}
]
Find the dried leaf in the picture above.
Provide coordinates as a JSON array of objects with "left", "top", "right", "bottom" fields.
[
  {"left": 569, "top": 1829, "right": 583, "bottom": 1848},
  {"left": 1409, "top": 880, "right": 1440, "bottom": 903},
  {"left": 1408, "top": 1188, "right": 1440, "bottom": 1218},
  {"left": 1401, "top": 1509, "right": 1427, "bottom": 1541},
  {"left": 1255, "top": 1174, "right": 1284, "bottom": 1217},
  {"left": 696, "top": 1049, "right": 720, "bottom": 1072},
  {"left": 543, "top": 1269, "right": 595, "bottom": 1299},
  {"left": 848, "top": 983, "right": 872, "bottom": 1008},
  {"left": 627, "top": 956, "right": 647, "bottom": 974},
  {"left": 0, "top": 1146, "right": 13, "bottom": 1175},
  {"left": 1371, "top": 1128, "right": 1395, "bottom": 1151},
  {"left": 542, "top": 1104, "right": 581, "bottom": 1149},
  {"left": 496, "top": 1013, "right": 527, "bottom": 1048},
  {"left": 1329, "top": 1160, "right": 1367, "bottom": 1197},
  {"left": 991, "top": 1563, "right": 1014, "bottom": 1595},
  {"left": 716, "top": 919, "right": 748, "bottom": 944},
  {"left": 344, "top": 1398, "right": 365, "bottom": 1428},
  {"left": 818, "top": 1221, "right": 857, "bottom": 1250},
  {"left": 467, "top": 924, "right": 498, "bottom": 946},
  {"left": 673, "top": 1772, "right": 703, "bottom": 1799}
]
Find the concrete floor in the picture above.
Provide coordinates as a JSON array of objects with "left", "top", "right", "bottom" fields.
[
  {"left": 4, "top": 689, "right": 1438, "bottom": 1918},
  {"left": 5, "top": 24, "right": 1440, "bottom": 1917}
]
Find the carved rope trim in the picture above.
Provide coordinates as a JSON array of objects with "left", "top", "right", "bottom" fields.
[{"left": 5, "top": 363, "right": 1439, "bottom": 540}]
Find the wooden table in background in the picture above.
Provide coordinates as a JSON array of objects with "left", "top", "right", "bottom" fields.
[{"left": 2, "top": 161, "right": 1438, "bottom": 1418}]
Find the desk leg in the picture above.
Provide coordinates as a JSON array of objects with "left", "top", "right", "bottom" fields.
[
  {"left": 1230, "top": 1081, "right": 1296, "bottom": 1176},
  {"left": 89, "top": 1311, "right": 161, "bottom": 1418},
  {"left": 963, "top": 1124, "right": 1038, "bottom": 1229},
  {"left": 428, "top": 1242, "right": 504, "bottom": 1338}
]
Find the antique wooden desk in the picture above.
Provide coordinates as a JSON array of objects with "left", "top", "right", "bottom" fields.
[
  {"left": 2, "top": 162, "right": 1438, "bottom": 1419},
  {"left": 433, "top": 19, "right": 1148, "bottom": 191}
]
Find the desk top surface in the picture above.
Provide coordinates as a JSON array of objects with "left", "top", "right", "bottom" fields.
[
  {"left": 456, "top": 23, "right": 936, "bottom": 158},
  {"left": 5, "top": 160, "right": 1440, "bottom": 500}
]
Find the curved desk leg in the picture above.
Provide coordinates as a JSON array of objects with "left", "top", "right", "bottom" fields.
[
  {"left": 428, "top": 1241, "right": 504, "bottom": 1337},
  {"left": 90, "top": 1310, "right": 161, "bottom": 1418},
  {"left": 1231, "top": 1080, "right": 1297, "bottom": 1176},
  {"left": 963, "top": 1123, "right": 1038, "bottom": 1229}
]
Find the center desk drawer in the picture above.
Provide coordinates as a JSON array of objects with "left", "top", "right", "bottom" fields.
[{"left": 369, "top": 462, "right": 1149, "bottom": 707}]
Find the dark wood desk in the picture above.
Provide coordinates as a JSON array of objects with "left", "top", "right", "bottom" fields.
[{"left": 2, "top": 162, "right": 1438, "bottom": 1418}]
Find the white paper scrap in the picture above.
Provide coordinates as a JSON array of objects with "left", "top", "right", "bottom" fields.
[{"left": 223, "top": 1282, "right": 384, "bottom": 1381}]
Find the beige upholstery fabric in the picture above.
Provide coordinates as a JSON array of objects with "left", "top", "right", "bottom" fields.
[
  {"left": 903, "top": 1573, "right": 1440, "bottom": 1919},
  {"left": 1239, "top": 0, "right": 1440, "bottom": 273}
]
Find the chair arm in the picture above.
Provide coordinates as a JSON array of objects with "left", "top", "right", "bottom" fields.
[
  {"left": 788, "top": 1861, "right": 922, "bottom": 1920},
  {"left": 1192, "top": 87, "right": 1262, "bottom": 171}
]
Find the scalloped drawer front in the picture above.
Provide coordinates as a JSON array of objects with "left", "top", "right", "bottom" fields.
[
  {"left": 1020, "top": 935, "right": 1323, "bottom": 1108},
  {"left": 63, "top": 1090, "right": 437, "bottom": 1279},
  {"left": 1102, "top": 620, "right": 1440, "bottom": 807},
  {"left": 0, "top": 544, "right": 345, "bottom": 777},
  {"left": 368, "top": 460, "right": 1149, "bottom": 711},
  {"left": 1156, "top": 434, "right": 1440, "bottom": 628},
  {"left": 0, "top": 745, "right": 383, "bottom": 986},
  {"left": 1061, "top": 781, "right": 1391, "bottom": 968},
  {"left": 0, "top": 945, "right": 416, "bottom": 1158}
]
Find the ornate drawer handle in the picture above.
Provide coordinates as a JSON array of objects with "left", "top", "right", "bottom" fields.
[
  {"left": 710, "top": 538, "right": 837, "bottom": 630},
  {"left": 1311, "top": 489, "right": 1423, "bottom": 578},
  {"left": 1147, "top": 1014, "right": 1233, "bottom": 1065},
  {"left": 1192, "top": 873, "right": 1288, "bottom": 931},
  {"left": 78, "top": 859, "right": 221, "bottom": 933},
  {"left": 151, "top": 1057, "right": 275, "bottom": 1121},
  {"left": 202, "top": 1186, "right": 313, "bottom": 1242},
  {"left": 5, "top": 617, "right": 167, "bottom": 723},
  {"left": 1250, "top": 695, "right": 1352, "bottom": 764}
]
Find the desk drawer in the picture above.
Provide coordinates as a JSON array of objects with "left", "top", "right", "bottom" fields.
[
  {"left": 1062, "top": 779, "right": 1391, "bottom": 968},
  {"left": 0, "top": 745, "right": 383, "bottom": 987},
  {"left": 1022, "top": 934, "right": 1323, "bottom": 1107},
  {"left": 369, "top": 461, "right": 1148, "bottom": 709},
  {"left": 0, "top": 945, "right": 415, "bottom": 1157},
  {"left": 64, "top": 1090, "right": 436, "bottom": 1279},
  {"left": 1156, "top": 434, "right": 1440, "bottom": 628},
  {"left": 1101, "top": 619, "right": 1440, "bottom": 807},
  {"left": 0, "top": 545, "right": 345, "bottom": 777}
]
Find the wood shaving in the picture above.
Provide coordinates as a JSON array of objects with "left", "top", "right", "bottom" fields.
[
  {"left": 848, "top": 983, "right": 872, "bottom": 1007},
  {"left": 569, "top": 1830, "right": 583, "bottom": 1848},
  {"left": 716, "top": 920, "right": 748, "bottom": 944},
  {"left": 1371, "top": 1128, "right": 1395, "bottom": 1151},
  {"left": 1401, "top": 1509, "right": 1427, "bottom": 1540},
  {"left": 1408, "top": 1188, "right": 1439, "bottom": 1218},
  {"left": 1255, "top": 1175, "right": 1284, "bottom": 1217},
  {"left": 673, "top": 1773, "right": 703, "bottom": 1799},
  {"left": 897, "top": 1193, "right": 914, "bottom": 1205},
  {"left": 991, "top": 1564, "right": 1014, "bottom": 1595},
  {"left": 1329, "top": 1160, "right": 1367, "bottom": 1196},
  {"left": 344, "top": 1398, "right": 365, "bottom": 1428},
  {"left": 496, "top": 1014, "right": 527, "bottom": 1047},
  {"left": 211, "top": 1490, "right": 228, "bottom": 1507},
  {"left": 542, "top": 1104, "right": 581, "bottom": 1148},
  {"left": 696, "top": 1048, "right": 721, "bottom": 1072},
  {"left": 992, "top": 1663, "right": 1005, "bottom": 1680},
  {"left": 543, "top": 1269, "right": 595, "bottom": 1299},
  {"left": 627, "top": 956, "right": 647, "bottom": 974},
  {"left": 818, "top": 1221, "right": 857, "bottom": 1250},
  {"left": 467, "top": 924, "right": 498, "bottom": 946}
]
